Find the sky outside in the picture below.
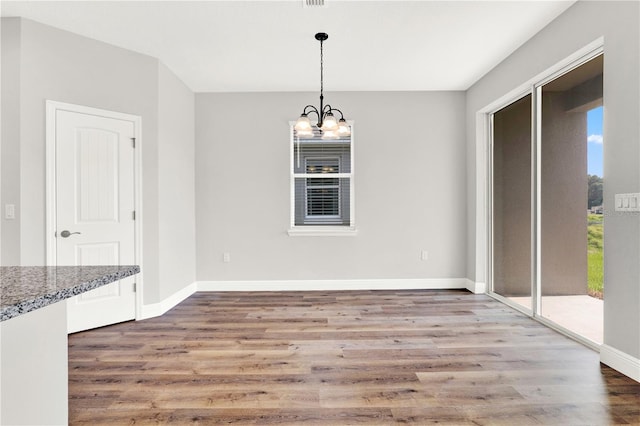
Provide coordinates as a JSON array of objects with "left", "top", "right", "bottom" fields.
[{"left": 587, "top": 106, "right": 603, "bottom": 177}]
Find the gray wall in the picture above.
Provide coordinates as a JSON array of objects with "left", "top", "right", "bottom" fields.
[
  {"left": 0, "top": 18, "right": 21, "bottom": 266},
  {"left": 466, "top": 1, "right": 640, "bottom": 358},
  {"left": 195, "top": 91, "right": 467, "bottom": 282},
  {"left": 157, "top": 63, "right": 196, "bottom": 301},
  {"left": 0, "top": 18, "right": 196, "bottom": 305}
]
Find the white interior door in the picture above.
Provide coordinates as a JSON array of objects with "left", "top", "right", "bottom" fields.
[{"left": 54, "top": 108, "right": 137, "bottom": 333}]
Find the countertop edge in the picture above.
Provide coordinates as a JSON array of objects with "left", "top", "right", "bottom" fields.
[{"left": 0, "top": 266, "right": 140, "bottom": 322}]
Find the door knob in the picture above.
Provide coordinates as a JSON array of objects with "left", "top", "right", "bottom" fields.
[{"left": 59, "top": 230, "right": 81, "bottom": 238}]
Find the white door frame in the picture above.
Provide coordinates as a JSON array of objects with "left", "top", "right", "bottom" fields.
[{"left": 45, "top": 100, "right": 144, "bottom": 321}]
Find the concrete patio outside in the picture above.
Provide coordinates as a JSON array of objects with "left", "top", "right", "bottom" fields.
[{"left": 509, "top": 295, "right": 603, "bottom": 345}]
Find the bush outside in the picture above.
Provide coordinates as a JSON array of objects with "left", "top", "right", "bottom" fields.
[{"left": 588, "top": 213, "right": 603, "bottom": 298}]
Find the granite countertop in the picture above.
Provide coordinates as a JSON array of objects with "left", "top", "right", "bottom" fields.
[{"left": 0, "top": 265, "right": 140, "bottom": 321}]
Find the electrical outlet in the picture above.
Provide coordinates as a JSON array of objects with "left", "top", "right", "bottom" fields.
[
  {"left": 421, "top": 250, "right": 429, "bottom": 261},
  {"left": 223, "top": 252, "right": 231, "bottom": 263}
]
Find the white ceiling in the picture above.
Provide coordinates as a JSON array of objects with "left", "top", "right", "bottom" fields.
[{"left": 1, "top": 0, "right": 576, "bottom": 92}]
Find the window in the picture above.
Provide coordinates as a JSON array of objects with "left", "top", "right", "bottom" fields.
[
  {"left": 289, "top": 124, "right": 355, "bottom": 235},
  {"left": 305, "top": 158, "right": 341, "bottom": 220}
]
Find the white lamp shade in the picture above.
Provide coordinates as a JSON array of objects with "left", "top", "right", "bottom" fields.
[
  {"left": 294, "top": 115, "right": 312, "bottom": 132},
  {"left": 296, "top": 127, "right": 314, "bottom": 137},
  {"left": 321, "top": 129, "right": 339, "bottom": 139},
  {"left": 337, "top": 120, "right": 351, "bottom": 136},
  {"left": 321, "top": 113, "right": 338, "bottom": 131}
]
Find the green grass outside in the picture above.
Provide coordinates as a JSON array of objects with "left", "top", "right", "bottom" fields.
[{"left": 587, "top": 214, "right": 603, "bottom": 297}]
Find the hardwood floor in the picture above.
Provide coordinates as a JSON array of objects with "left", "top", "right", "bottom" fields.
[{"left": 68, "top": 290, "right": 640, "bottom": 425}]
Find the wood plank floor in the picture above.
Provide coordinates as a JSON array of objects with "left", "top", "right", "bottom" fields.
[{"left": 68, "top": 290, "right": 640, "bottom": 425}]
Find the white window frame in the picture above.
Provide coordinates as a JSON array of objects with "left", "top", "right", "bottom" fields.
[{"left": 288, "top": 121, "right": 356, "bottom": 236}]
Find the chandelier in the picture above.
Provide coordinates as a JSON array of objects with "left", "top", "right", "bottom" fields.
[{"left": 294, "top": 32, "right": 351, "bottom": 139}]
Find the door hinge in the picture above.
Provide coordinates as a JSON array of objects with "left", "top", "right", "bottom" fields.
[
  {"left": 131, "top": 137, "right": 136, "bottom": 148},
  {"left": 133, "top": 282, "right": 137, "bottom": 292},
  {"left": 132, "top": 210, "right": 136, "bottom": 220}
]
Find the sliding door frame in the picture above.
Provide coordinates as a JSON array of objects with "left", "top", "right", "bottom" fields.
[
  {"left": 480, "top": 38, "right": 604, "bottom": 350},
  {"left": 486, "top": 89, "right": 535, "bottom": 317}
]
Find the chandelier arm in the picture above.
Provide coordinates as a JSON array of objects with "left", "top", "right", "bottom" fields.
[
  {"left": 328, "top": 107, "right": 346, "bottom": 120},
  {"left": 300, "top": 105, "right": 322, "bottom": 128},
  {"left": 302, "top": 105, "right": 320, "bottom": 116},
  {"left": 305, "top": 106, "right": 321, "bottom": 125}
]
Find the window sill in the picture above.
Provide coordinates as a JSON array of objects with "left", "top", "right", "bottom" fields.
[{"left": 288, "top": 227, "right": 358, "bottom": 237}]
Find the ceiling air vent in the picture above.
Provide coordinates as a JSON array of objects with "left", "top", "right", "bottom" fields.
[{"left": 303, "top": 0, "right": 325, "bottom": 7}]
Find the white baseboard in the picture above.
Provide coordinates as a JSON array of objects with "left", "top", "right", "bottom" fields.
[
  {"left": 465, "top": 280, "right": 486, "bottom": 294},
  {"left": 139, "top": 278, "right": 470, "bottom": 320},
  {"left": 138, "top": 282, "right": 197, "bottom": 320},
  {"left": 140, "top": 278, "right": 472, "bottom": 320},
  {"left": 600, "top": 344, "right": 640, "bottom": 383},
  {"left": 196, "top": 278, "right": 470, "bottom": 292}
]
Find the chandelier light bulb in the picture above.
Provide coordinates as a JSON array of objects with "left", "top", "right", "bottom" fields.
[
  {"left": 295, "top": 114, "right": 312, "bottom": 131},
  {"left": 337, "top": 119, "right": 351, "bottom": 136},
  {"left": 321, "top": 113, "right": 338, "bottom": 131},
  {"left": 321, "top": 129, "right": 339, "bottom": 140},
  {"left": 297, "top": 129, "right": 314, "bottom": 138}
]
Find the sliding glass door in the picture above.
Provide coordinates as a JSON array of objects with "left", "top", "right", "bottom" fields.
[
  {"left": 490, "top": 52, "right": 604, "bottom": 345},
  {"left": 539, "top": 55, "right": 604, "bottom": 343},
  {"left": 491, "top": 95, "right": 532, "bottom": 311}
]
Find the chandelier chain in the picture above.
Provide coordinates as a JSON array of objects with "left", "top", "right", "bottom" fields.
[{"left": 320, "top": 38, "right": 324, "bottom": 98}]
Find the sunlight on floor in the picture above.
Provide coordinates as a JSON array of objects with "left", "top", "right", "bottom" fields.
[{"left": 509, "top": 295, "right": 603, "bottom": 345}]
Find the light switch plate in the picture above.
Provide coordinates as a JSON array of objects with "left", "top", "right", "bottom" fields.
[
  {"left": 5, "top": 204, "right": 15, "bottom": 220},
  {"left": 614, "top": 193, "right": 640, "bottom": 212}
]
